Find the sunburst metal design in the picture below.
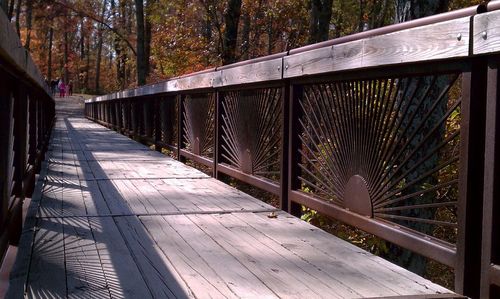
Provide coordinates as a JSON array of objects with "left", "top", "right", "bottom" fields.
[
  {"left": 297, "top": 74, "right": 461, "bottom": 242},
  {"left": 159, "top": 97, "right": 178, "bottom": 147},
  {"left": 221, "top": 88, "right": 282, "bottom": 181},
  {"left": 182, "top": 93, "right": 215, "bottom": 158}
]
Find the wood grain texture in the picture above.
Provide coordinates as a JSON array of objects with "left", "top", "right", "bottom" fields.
[
  {"left": 219, "top": 58, "right": 282, "bottom": 86},
  {"left": 167, "top": 71, "right": 219, "bottom": 91},
  {"left": 284, "top": 17, "right": 470, "bottom": 78},
  {"left": 473, "top": 10, "right": 500, "bottom": 55}
]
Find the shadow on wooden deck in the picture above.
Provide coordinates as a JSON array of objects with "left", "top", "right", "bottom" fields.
[{"left": 4, "top": 96, "right": 457, "bottom": 298}]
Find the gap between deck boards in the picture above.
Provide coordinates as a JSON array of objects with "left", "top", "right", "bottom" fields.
[{"left": 36, "top": 208, "right": 281, "bottom": 218}]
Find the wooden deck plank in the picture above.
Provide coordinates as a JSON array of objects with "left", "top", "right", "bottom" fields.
[
  {"left": 63, "top": 217, "right": 110, "bottom": 298},
  {"left": 80, "top": 180, "right": 111, "bottom": 216},
  {"left": 25, "top": 217, "right": 67, "bottom": 299},
  {"left": 234, "top": 212, "right": 451, "bottom": 296},
  {"left": 140, "top": 216, "right": 238, "bottom": 299},
  {"left": 187, "top": 213, "right": 334, "bottom": 298},
  {"left": 6, "top": 164, "right": 48, "bottom": 298},
  {"left": 158, "top": 214, "right": 279, "bottom": 298},
  {"left": 8, "top": 96, "right": 457, "bottom": 298},
  {"left": 89, "top": 160, "right": 209, "bottom": 180},
  {"left": 88, "top": 217, "right": 153, "bottom": 298},
  {"left": 114, "top": 216, "right": 193, "bottom": 299},
  {"left": 203, "top": 213, "right": 359, "bottom": 298},
  {"left": 38, "top": 179, "right": 63, "bottom": 218}
]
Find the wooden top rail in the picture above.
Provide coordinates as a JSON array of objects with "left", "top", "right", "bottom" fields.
[
  {"left": 87, "top": 3, "right": 500, "bottom": 103},
  {"left": 0, "top": 9, "right": 51, "bottom": 98},
  {"left": 0, "top": 8, "right": 55, "bottom": 267}
]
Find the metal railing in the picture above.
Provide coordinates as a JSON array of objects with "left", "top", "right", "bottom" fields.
[
  {"left": 0, "top": 10, "right": 55, "bottom": 263},
  {"left": 85, "top": 3, "right": 500, "bottom": 297}
]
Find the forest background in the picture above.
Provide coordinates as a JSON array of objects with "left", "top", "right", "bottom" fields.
[
  {"left": 0, "top": 0, "right": 482, "bottom": 95},
  {"left": 0, "top": 0, "right": 487, "bottom": 289}
]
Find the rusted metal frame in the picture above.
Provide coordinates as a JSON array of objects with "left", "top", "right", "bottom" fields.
[
  {"left": 131, "top": 99, "right": 139, "bottom": 139},
  {"left": 9, "top": 82, "right": 30, "bottom": 247},
  {"left": 178, "top": 92, "right": 216, "bottom": 166},
  {"left": 289, "top": 190, "right": 456, "bottom": 267},
  {"left": 0, "top": 70, "right": 14, "bottom": 261},
  {"left": 214, "top": 91, "right": 222, "bottom": 178},
  {"left": 289, "top": 59, "right": 471, "bottom": 87},
  {"left": 157, "top": 96, "right": 178, "bottom": 152},
  {"left": 481, "top": 58, "right": 500, "bottom": 298},
  {"left": 153, "top": 97, "right": 162, "bottom": 152},
  {"left": 116, "top": 100, "right": 123, "bottom": 132},
  {"left": 23, "top": 93, "right": 38, "bottom": 198},
  {"left": 179, "top": 149, "right": 213, "bottom": 168},
  {"left": 217, "top": 164, "right": 280, "bottom": 195},
  {"left": 214, "top": 82, "right": 284, "bottom": 193},
  {"left": 143, "top": 97, "right": 153, "bottom": 140},
  {"left": 0, "top": 70, "right": 14, "bottom": 229},
  {"left": 455, "top": 58, "right": 488, "bottom": 298},
  {"left": 177, "top": 95, "right": 186, "bottom": 162},
  {"left": 287, "top": 84, "right": 305, "bottom": 216},
  {"left": 280, "top": 82, "right": 290, "bottom": 211},
  {"left": 284, "top": 59, "right": 476, "bottom": 275}
]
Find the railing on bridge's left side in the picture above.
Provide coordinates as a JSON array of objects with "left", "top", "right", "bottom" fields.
[
  {"left": 0, "top": 9, "right": 55, "bottom": 263},
  {"left": 86, "top": 3, "right": 500, "bottom": 298}
]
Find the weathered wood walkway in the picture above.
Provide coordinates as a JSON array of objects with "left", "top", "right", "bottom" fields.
[{"left": 6, "top": 96, "right": 456, "bottom": 298}]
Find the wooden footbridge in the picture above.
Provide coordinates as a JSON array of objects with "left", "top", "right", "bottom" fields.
[{"left": 2, "top": 3, "right": 500, "bottom": 298}]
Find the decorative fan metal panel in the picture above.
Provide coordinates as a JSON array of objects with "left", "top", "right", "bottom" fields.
[
  {"left": 182, "top": 93, "right": 215, "bottom": 158},
  {"left": 159, "top": 98, "right": 178, "bottom": 147},
  {"left": 297, "top": 74, "right": 461, "bottom": 243},
  {"left": 221, "top": 88, "right": 282, "bottom": 181}
]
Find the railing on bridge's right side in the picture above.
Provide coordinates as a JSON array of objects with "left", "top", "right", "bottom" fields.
[
  {"left": 86, "top": 3, "right": 500, "bottom": 298},
  {"left": 0, "top": 10, "right": 55, "bottom": 263}
]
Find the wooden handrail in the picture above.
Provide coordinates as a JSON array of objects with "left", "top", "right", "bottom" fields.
[{"left": 0, "top": 8, "right": 55, "bottom": 264}]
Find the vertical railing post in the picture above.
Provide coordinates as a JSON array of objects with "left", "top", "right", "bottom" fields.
[
  {"left": 10, "top": 84, "right": 29, "bottom": 245},
  {"left": 456, "top": 58, "right": 488, "bottom": 298},
  {"left": 481, "top": 59, "right": 500, "bottom": 298},
  {"left": 214, "top": 90, "right": 222, "bottom": 178},
  {"left": 177, "top": 95, "right": 185, "bottom": 162},
  {"left": 0, "top": 73, "right": 14, "bottom": 240},
  {"left": 131, "top": 100, "right": 138, "bottom": 139},
  {"left": 280, "top": 82, "right": 290, "bottom": 211},
  {"left": 287, "top": 84, "right": 303, "bottom": 217},
  {"left": 154, "top": 97, "right": 162, "bottom": 152},
  {"left": 26, "top": 94, "right": 37, "bottom": 197}
]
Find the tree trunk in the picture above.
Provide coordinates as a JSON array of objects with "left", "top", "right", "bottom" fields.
[
  {"left": 79, "top": 19, "right": 85, "bottom": 58},
  {"left": 95, "top": 0, "right": 107, "bottom": 94},
  {"left": 64, "top": 30, "right": 69, "bottom": 83},
  {"left": 84, "top": 33, "right": 90, "bottom": 90},
  {"left": 241, "top": 13, "right": 250, "bottom": 60},
  {"left": 14, "top": 0, "right": 21, "bottom": 37},
  {"left": 387, "top": 0, "right": 450, "bottom": 276},
  {"left": 395, "top": 0, "right": 448, "bottom": 23},
  {"left": 1, "top": 0, "right": 8, "bottom": 15},
  {"left": 134, "top": 0, "right": 147, "bottom": 86},
  {"left": 358, "top": 0, "right": 365, "bottom": 32},
  {"left": 24, "top": 0, "right": 32, "bottom": 51},
  {"left": 222, "top": 0, "right": 242, "bottom": 65},
  {"left": 267, "top": 14, "right": 273, "bottom": 55},
  {"left": 144, "top": 0, "right": 154, "bottom": 77},
  {"left": 308, "top": 0, "right": 333, "bottom": 44},
  {"left": 47, "top": 27, "right": 53, "bottom": 81},
  {"left": 7, "top": 0, "right": 14, "bottom": 20}
]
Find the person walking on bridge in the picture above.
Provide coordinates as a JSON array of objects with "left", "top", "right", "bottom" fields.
[{"left": 58, "top": 80, "right": 66, "bottom": 97}]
